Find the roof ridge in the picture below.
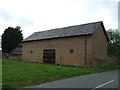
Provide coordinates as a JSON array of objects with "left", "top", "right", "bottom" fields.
[
  {"left": 34, "top": 21, "right": 103, "bottom": 33},
  {"left": 23, "top": 21, "right": 103, "bottom": 42}
]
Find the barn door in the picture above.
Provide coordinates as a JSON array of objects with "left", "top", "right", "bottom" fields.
[{"left": 43, "top": 49, "right": 55, "bottom": 64}]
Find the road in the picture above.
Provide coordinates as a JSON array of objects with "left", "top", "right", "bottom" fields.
[{"left": 26, "top": 69, "right": 119, "bottom": 89}]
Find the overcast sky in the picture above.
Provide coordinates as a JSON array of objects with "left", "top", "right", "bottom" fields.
[{"left": 0, "top": 0, "right": 119, "bottom": 40}]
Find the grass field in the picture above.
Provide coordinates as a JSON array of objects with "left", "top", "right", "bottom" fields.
[{"left": 2, "top": 59, "right": 120, "bottom": 88}]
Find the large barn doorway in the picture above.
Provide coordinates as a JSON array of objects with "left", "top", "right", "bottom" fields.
[{"left": 43, "top": 49, "right": 56, "bottom": 64}]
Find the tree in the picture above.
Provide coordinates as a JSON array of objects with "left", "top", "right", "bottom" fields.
[
  {"left": 107, "top": 29, "right": 120, "bottom": 57},
  {"left": 2, "top": 26, "right": 23, "bottom": 53}
]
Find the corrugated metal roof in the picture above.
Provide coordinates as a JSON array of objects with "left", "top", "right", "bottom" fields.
[{"left": 23, "top": 21, "right": 103, "bottom": 42}]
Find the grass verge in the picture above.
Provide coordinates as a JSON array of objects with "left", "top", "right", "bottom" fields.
[{"left": 2, "top": 59, "right": 120, "bottom": 88}]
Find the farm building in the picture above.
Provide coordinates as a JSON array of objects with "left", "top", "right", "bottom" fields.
[
  {"left": 2, "top": 44, "right": 22, "bottom": 60},
  {"left": 22, "top": 21, "right": 108, "bottom": 66}
]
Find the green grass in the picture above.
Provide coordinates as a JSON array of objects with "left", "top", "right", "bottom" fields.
[{"left": 2, "top": 59, "right": 120, "bottom": 88}]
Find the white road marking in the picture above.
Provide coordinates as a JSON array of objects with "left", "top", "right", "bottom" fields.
[{"left": 92, "top": 80, "right": 115, "bottom": 90}]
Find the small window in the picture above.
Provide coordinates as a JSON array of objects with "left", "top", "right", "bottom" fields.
[
  {"left": 30, "top": 50, "right": 33, "bottom": 54},
  {"left": 69, "top": 49, "right": 74, "bottom": 53}
]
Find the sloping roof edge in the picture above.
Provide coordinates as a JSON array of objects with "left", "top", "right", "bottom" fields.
[
  {"left": 100, "top": 22, "right": 109, "bottom": 42},
  {"left": 22, "top": 33, "right": 92, "bottom": 43},
  {"left": 23, "top": 21, "right": 105, "bottom": 42}
]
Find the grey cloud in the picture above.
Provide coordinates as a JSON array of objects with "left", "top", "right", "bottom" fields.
[
  {"left": 87, "top": 2, "right": 117, "bottom": 16},
  {"left": 0, "top": 8, "right": 14, "bottom": 22},
  {"left": 118, "top": 1, "right": 120, "bottom": 30},
  {"left": 88, "top": 2, "right": 118, "bottom": 29},
  {"left": 17, "top": 16, "right": 34, "bottom": 27}
]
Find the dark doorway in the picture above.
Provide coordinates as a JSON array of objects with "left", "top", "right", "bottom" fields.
[{"left": 43, "top": 49, "right": 55, "bottom": 64}]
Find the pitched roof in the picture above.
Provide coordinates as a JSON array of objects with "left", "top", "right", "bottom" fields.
[
  {"left": 11, "top": 45, "right": 22, "bottom": 55},
  {"left": 23, "top": 21, "right": 104, "bottom": 42}
]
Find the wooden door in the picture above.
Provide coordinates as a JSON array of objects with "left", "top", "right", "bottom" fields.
[{"left": 43, "top": 49, "right": 55, "bottom": 64}]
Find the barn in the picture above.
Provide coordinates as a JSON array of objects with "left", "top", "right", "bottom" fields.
[{"left": 22, "top": 21, "right": 108, "bottom": 66}]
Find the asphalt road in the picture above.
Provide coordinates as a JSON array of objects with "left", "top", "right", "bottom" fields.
[{"left": 26, "top": 69, "right": 119, "bottom": 89}]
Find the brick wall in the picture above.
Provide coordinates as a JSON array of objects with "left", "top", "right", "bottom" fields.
[
  {"left": 2, "top": 53, "right": 22, "bottom": 60},
  {"left": 22, "top": 36, "right": 93, "bottom": 66},
  {"left": 90, "top": 26, "right": 108, "bottom": 66},
  {"left": 22, "top": 27, "right": 108, "bottom": 66}
]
